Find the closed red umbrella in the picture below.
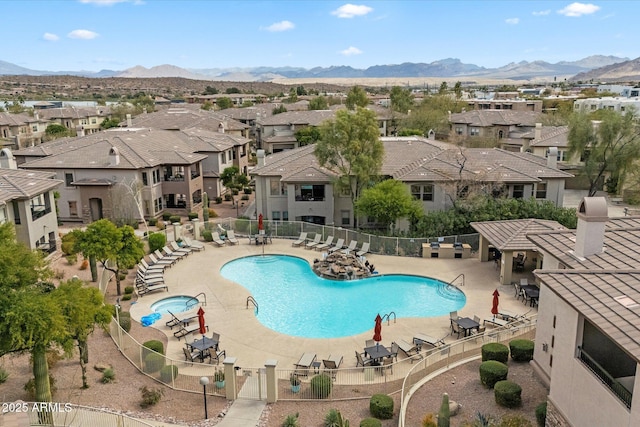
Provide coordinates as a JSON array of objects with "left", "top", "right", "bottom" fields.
[
  {"left": 491, "top": 289, "right": 500, "bottom": 316},
  {"left": 373, "top": 313, "right": 382, "bottom": 342},
  {"left": 258, "top": 213, "right": 264, "bottom": 231},
  {"left": 197, "top": 307, "right": 207, "bottom": 335}
]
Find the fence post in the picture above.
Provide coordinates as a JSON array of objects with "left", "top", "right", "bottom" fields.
[
  {"left": 223, "top": 357, "right": 238, "bottom": 400},
  {"left": 173, "top": 222, "right": 182, "bottom": 241},
  {"left": 265, "top": 359, "right": 278, "bottom": 403},
  {"left": 192, "top": 219, "right": 200, "bottom": 240}
]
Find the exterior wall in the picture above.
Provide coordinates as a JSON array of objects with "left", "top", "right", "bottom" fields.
[
  {"left": 286, "top": 183, "right": 335, "bottom": 224},
  {"left": 12, "top": 190, "right": 59, "bottom": 250}
]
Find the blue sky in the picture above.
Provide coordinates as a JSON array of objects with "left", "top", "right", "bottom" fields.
[{"left": 3, "top": 1, "right": 639, "bottom": 71}]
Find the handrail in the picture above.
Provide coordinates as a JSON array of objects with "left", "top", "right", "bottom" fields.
[
  {"left": 381, "top": 311, "right": 396, "bottom": 325},
  {"left": 192, "top": 292, "right": 207, "bottom": 307},
  {"left": 578, "top": 346, "right": 633, "bottom": 408},
  {"left": 246, "top": 296, "right": 258, "bottom": 313},
  {"left": 448, "top": 273, "right": 465, "bottom": 288}
]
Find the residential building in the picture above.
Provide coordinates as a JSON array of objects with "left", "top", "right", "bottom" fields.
[
  {"left": 464, "top": 98, "right": 543, "bottom": 112},
  {"left": 0, "top": 148, "right": 61, "bottom": 252},
  {"left": 526, "top": 197, "right": 640, "bottom": 425},
  {"left": 36, "top": 106, "right": 112, "bottom": 136},
  {"left": 184, "top": 93, "right": 267, "bottom": 107},
  {"left": 256, "top": 110, "right": 336, "bottom": 153},
  {"left": 251, "top": 136, "right": 571, "bottom": 227},
  {"left": 573, "top": 97, "right": 640, "bottom": 115},
  {"left": 0, "top": 112, "right": 49, "bottom": 149}
]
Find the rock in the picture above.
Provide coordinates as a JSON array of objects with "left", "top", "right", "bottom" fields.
[
  {"left": 449, "top": 400, "right": 460, "bottom": 416},
  {"left": 94, "top": 363, "right": 113, "bottom": 372}
]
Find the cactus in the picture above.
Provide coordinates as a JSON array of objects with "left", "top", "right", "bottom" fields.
[
  {"left": 437, "top": 392, "right": 450, "bottom": 427},
  {"left": 337, "top": 410, "right": 349, "bottom": 427},
  {"left": 202, "top": 193, "right": 209, "bottom": 222}
]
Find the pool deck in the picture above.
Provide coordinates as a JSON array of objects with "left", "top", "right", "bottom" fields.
[{"left": 130, "top": 238, "right": 536, "bottom": 370}]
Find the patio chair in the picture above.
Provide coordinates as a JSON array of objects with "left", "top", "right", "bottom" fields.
[
  {"left": 166, "top": 310, "right": 197, "bottom": 329},
  {"left": 387, "top": 342, "right": 399, "bottom": 361},
  {"left": 355, "top": 350, "right": 374, "bottom": 368},
  {"left": 183, "top": 347, "right": 200, "bottom": 362},
  {"left": 356, "top": 242, "right": 370, "bottom": 257},
  {"left": 322, "top": 355, "right": 343, "bottom": 379},
  {"left": 305, "top": 234, "right": 322, "bottom": 249},
  {"left": 328, "top": 238, "right": 345, "bottom": 254},
  {"left": 473, "top": 315, "right": 487, "bottom": 333},
  {"left": 148, "top": 253, "right": 174, "bottom": 268},
  {"left": 156, "top": 248, "right": 180, "bottom": 264},
  {"left": 450, "top": 319, "right": 463, "bottom": 338},
  {"left": 137, "top": 282, "right": 168, "bottom": 296},
  {"left": 315, "top": 236, "right": 334, "bottom": 252},
  {"left": 292, "top": 232, "right": 308, "bottom": 247},
  {"left": 450, "top": 311, "right": 459, "bottom": 321},
  {"left": 170, "top": 241, "right": 193, "bottom": 257},
  {"left": 381, "top": 357, "right": 394, "bottom": 376},
  {"left": 341, "top": 240, "right": 358, "bottom": 254},
  {"left": 365, "top": 339, "right": 375, "bottom": 348},
  {"left": 294, "top": 352, "right": 317, "bottom": 377},
  {"left": 395, "top": 339, "right": 422, "bottom": 362},
  {"left": 183, "top": 237, "right": 205, "bottom": 251},
  {"left": 208, "top": 349, "right": 226, "bottom": 365},
  {"left": 211, "top": 232, "right": 226, "bottom": 247},
  {"left": 226, "top": 230, "right": 239, "bottom": 245}
]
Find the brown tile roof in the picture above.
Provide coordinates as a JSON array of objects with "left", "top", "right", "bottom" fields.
[
  {"left": 449, "top": 110, "right": 542, "bottom": 127},
  {"left": 259, "top": 110, "right": 336, "bottom": 127},
  {"left": 128, "top": 108, "right": 248, "bottom": 132},
  {"left": 529, "top": 126, "right": 570, "bottom": 148},
  {"left": 471, "top": 219, "right": 567, "bottom": 251},
  {"left": 0, "top": 168, "right": 61, "bottom": 202}
]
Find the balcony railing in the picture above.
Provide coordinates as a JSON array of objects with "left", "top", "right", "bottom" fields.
[
  {"left": 31, "top": 205, "right": 51, "bottom": 221},
  {"left": 164, "top": 175, "right": 185, "bottom": 182},
  {"left": 578, "top": 346, "right": 633, "bottom": 409}
]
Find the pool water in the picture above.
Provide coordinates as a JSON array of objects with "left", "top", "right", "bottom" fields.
[
  {"left": 220, "top": 255, "right": 466, "bottom": 338},
  {"left": 150, "top": 295, "right": 199, "bottom": 314}
]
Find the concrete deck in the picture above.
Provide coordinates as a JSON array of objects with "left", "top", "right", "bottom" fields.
[{"left": 130, "top": 238, "right": 536, "bottom": 371}]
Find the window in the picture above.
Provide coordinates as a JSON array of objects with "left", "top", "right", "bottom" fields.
[
  {"left": 32, "top": 125, "right": 38, "bottom": 132},
  {"left": 68, "top": 201, "right": 78, "bottom": 217},
  {"left": 153, "top": 169, "right": 160, "bottom": 184},
  {"left": 411, "top": 184, "right": 433, "bottom": 201},
  {"left": 295, "top": 184, "right": 325, "bottom": 201},
  {"left": 512, "top": 184, "right": 524, "bottom": 199},
  {"left": 470, "top": 127, "right": 480, "bottom": 136},
  {"left": 81, "top": 119, "right": 88, "bottom": 125},
  {"left": 455, "top": 126, "right": 463, "bottom": 135},
  {"left": 341, "top": 210, "right": 350, "bottom": 226},
  {"left": 270, "top": 180, "right": 286, "bottom": 196},
  {"left": 580, "top": 149, "right": 591, "bottom": 163},
  {"left": 536, "top": 182, "right": 547, "bottom": 199},
  {"left": 65, "top": 173, "right": 74, "bottom": 187},
  {"left": 142, "top": 172, "right": 148, "bottom": 186},
  {"left": 272, "top": 211, "right": 281, "bottom": 221},
  {"left": 91, "top": 118, "right": 96, "bottom": 124},
  {"left": 12, "top": 201, "right": 20, "bottom": 224},
  {"left": 221, "top": 152, "right": 226, "bottom": 163},
  {"left": 283, "top": 211, "right": 288, "bottom": 221}
]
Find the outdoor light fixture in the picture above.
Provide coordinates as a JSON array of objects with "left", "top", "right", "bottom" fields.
[{"left": 199, "top": 376, "right": 209, "bottom": 419}]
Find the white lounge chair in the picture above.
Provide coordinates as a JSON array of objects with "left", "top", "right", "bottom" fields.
[
  {"left": 183, "top": 237, "right": 205, "bottom": 251},
  {"left": 328, "top": 238, "right": 345, "bottom": 254},
  {"left": 226, "top": 230, "right": 239, "bottom": 245},
  {"left": 211, "top": 232, "right": 226, "bottom": 247},
  {"left": 341, "top": 240, "right": 358, "bottom": 254},
  {"left": 294, "top": 352, "right": 317, "bottom": 377},
  {"left": 356, "top": 242, "right": 370, "bottom": 257},
  {"left": 315, "top": 236, "right": 334, "bottom": 251},
  {"left": 170, "top": 241, "right": 192, "bottom": 256},
  {"left": 305, "top": 234, "right": 322, "bottom": 249},
  {"left": 292, "top": 232, "right": 308, "bottom": 247}
]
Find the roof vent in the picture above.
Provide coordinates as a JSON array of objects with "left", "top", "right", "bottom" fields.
[
  {"left": 0, "top": 148, "right": 17, "bottom": 169},
  {"left": 614, "top": 295, "right": 639, "bottom": 309},
  {"left": 109, "top": 147, "right": 120, "bottom": 166}
]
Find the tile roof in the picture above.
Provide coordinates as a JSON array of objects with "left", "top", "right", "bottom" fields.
[
  {"left": 127, "top": 108, "right": 248, "bottom": 132},
  {"left": 0, "top": 168, "right": 62, "bottom": 202},
  {"left": 251, "top": 144, "right": 337, "bottom": 182},
  {"left": 529, "top": 126, "right": 570, "bottom": 148},
  {"left": 471, "top": 219, "right": 567, "bottom": 251},
  {"left": 259, "top": 110, "right": 336, "bottom": 126},
  {"left": 449, "top": 110, "right": 542, "bottom": 127},
  {"left": 36, "top": 106, "right": 111, "bottom": 120}
]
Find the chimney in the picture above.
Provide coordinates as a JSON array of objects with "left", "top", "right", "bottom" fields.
[
  {"left": 428, "top": 129, "right": 435, "bottom": 140},
  {"left": 257, "top": 149, "right": 266, "bottom": 167},
  {"left": 574, "top": 197, "right": 608, "bottom": 259},
  {"left": 218, "top": 122, "right": 225, "bottom": 133},
  {"left": 534, "top": 122, "right": 542, "bottom": 140},
  {"left": 126, "top": 114, "right": 132, "bottom": 127},
  {"left": 0, "top": 148, "right": 17, "bottom": 169},
  {"left": 108, "top": 146, "right": 120, "bottom": 166},
  {"left": 547, "top": 147, "right": 558, "bottom": 169}
]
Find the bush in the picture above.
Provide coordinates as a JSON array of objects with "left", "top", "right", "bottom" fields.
[
  {"left": 535, "top": 402, "right": 547, "bottom": 427},
  {"left": 0, "top": 367, "right": 9, "bottom": 384},
  {"left": 232, "top": 189, "right": 239, "bottom": 195},
  {"left": 421, "top": 414, "right": 437, "bottom": 427},
  {"left": 188, "top": 212, "right": 199, "bottom": 220},
  {"left": 509, "top": 339, "right": 535, "bottom": 362},
  {"left": 162, "top": 212, "right": 172, "bottom": 221},
  {"left": 60, "top": 233, "right": 77, "bottom": 255},
  {"left": 494, "top": 380, "right": 522, "bottom": 407},
  {"left": 124, "top": 286, "right": 134, "bottom": 295},
  {"left": 169, "top": 215, "right": 181, "bottom": 224},
  {"left": 101, "top": 368, "right": 115, "bottom": 383},
  {"left": 310, "top": 373, "right": 332, "bottom": 399},
  {"left": 224, "top": 194, "right": 233, "bottom": 201},
  {"left": 148, "top": 218, "right": 158, "bottom": 226},
  {"left": 160, "top": 365, "right": 178, "bottom": 383},
  {"left": 79, "top": 259, "right": 89, "bottom": 270},
  {"left": 143, "top": 340, "right": 164, "bottom": 356},
  {"left": 148, "top": 232, "right": 167, "bottom": 253},
  {"left": 498, "top": 415, "right": 532, "bottom": 427},
  {"left": 202, "top": 230, "right": 213, "bottom": 242},
  {"left": 24, "top": 374, "right": 56, "bottom": 399},
  {"left": 282, "top": 413, "right": 300, "bottom": 427},
  {"left": 118, "top": 311, "right": 131, "bottom": 332},
  {"left": 241, "top": 194, "right": 249, "bottom": 201},
  {"left": 156, "top": 221, "right": 166, "bottom": 230},
  {"left": 66, "top": 254, "right": 78, "bottom": 265},
  {"left": 369, "top": 393, "right": 394, "bottom": 419},
  {"left": 118, "top": 273, "right": 127, "bottom": 281},
  {"left": 479, "top": 361, "right": 509, "bottom": 388},
  {"left": 481, "top": 342, "right": 509, "bottom": 363},
  {"left": 324, "top": 409, "right": 340, "bottom": 427},
  {"left": 215, "top": 197, "right": 223, "bottom": 204},
  {"left": 139, "top": 386, "right": 163, "bottom": 408},
  {"left": 121, "top": 294, "right": 132, "bottom": 301},
  {"left": 360, "top": 419, "right": 382, "bottom": 427},
  {"left": 244, "top": 187, "right": 252, "bottom": 194},
  {"left": 214, "top": 370, "right": 225, "bottom": 382},
  {"left": 144, "top": 353, "right": 165, "bottom": 374},
  {"left": 208, "top": 208, "right": 218, "bottom": 218}
]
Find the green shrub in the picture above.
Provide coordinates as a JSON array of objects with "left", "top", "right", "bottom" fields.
[
  {"left": 282, "top": 413, "right": 300, "bottom": 427},
  {"left": 241, "top": 194, "right": 249, "bottom": 201},
  {"left": 535, "top": 402, "right": 547, "bottom": 427},
  {"left": 224, "top": 194, "right": 233, "bottom": 201},
  {"left": 168, "top": 215, "right": 181, "bottom": 224},
  {"left": 118, "top": 311, "right": 131, "bottom": 332},
  {"left": 101, "top": 368, "right": 115, "bottom": 383},
  {"left": 66, "top": 254, "right": 78, "bottom": 265},
  {"left": 498, "top": 415, "right": 532, "bottom": 427},
  {"left": 121, "top": 294, "right": 132, "bottom": 301},
  {"left": 369, "top": 393, "right": 394, "bottom": 419},
  {"left": 208, "top": 208, "right": 218, "bottom": 218},
  {"left": 494, "top": 380, "right": 522, "bottom": 407},
  {"left": 0, "top": 367, "right": 9, "bottom": 384},
  {"left": 118, "top": 273, "right": 127, "bottom": 281},
  {"left": 148, "top": 232, "right": 166, "bottom": 253},
  {"left": 144, "top": 353, "right": 165, "bottom": 374},
  {"left": 214, "top": 370, "right": 225, "bottom": 382},
  {"left": 215, "top": 197, "right": 223, "bottom": 204},
  {"left": 310, "top": 373, "right": 332, "bottom": 399},
  {"left": 481, "top": 342, "right": 510, "bottom": 363},
  {"left": 160, "top": 365, "right": 178, "bottom": 383},
  {"left": 143, "top": 340, "right": 164, "bottom": 355},
  {"left": 324, "top": 409, "right": 340, "bottom": 427},
  {"left": 124, "top": 286, "right": 134, "bottom": 294},
  {"left": 148, "top": 218, "right": 158, "bottom": 226},
  {"left": 202, "top": 230, "right": 213, "bottom": 241},
  {"left": 188, "top": 212, "right": 199, "bottom": 220},
  {"left": 360, "top": 418, "right": 382, "bottom": 427},
  {"left": 232, "top": 189, "right": 239, "bottom": 195},
  {"left": 139, "top": 386, "right": 163, "bottom": 408},
  {"left": 244, "top": 187, "right": 253, "bottom": 194},
  {"left": 509, "top": 339, "right": 535, "bottom": 362},
  {"left": 162, "top": 213, "right": 172, "bottom": 221},
  {"left": 479, "top": 360, "right": 508, "bottom": 388}
]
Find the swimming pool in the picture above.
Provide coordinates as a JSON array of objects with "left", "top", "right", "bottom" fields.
[
  {"left": 220, "top": 255, "right": 466, "bottom": 338},
  {"left": 150, "top": 295, "right": 199, "bottom": 314}
]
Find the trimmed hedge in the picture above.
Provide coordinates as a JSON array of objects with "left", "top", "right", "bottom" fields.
[
  {"left": 479, "top": 360, "right": 508, "bottom": 388},
  {"left": 535, "top": 402, "right": 547, "bottom": 427},
  {"left": 188, "top": 212, "right": 199, "bottom": 220},
  {"left": 169, "top": 215, "right": 181, "bottom": 224},
  {"left": 202, "top": 230, "right": 213, "bottom": 242},
  {"left": 494, "top": 380, "right": 522, "bottom": 408},
  {"left": 118, "top": 311, "right": 131, "bottom": 332},
  {"left": 510, "top": 339, "right": 535, "bottom": 362},
  {"left": 481, "top": 342, "right": 509, "bottom": 363},
  {"left": 143, "top": 340, "right": 164, "bottom": 356},
  {"left": 369, "top": 394, "right": 394, "bottom": 420},
  {"left": 310, "top": 374, "right": 332, "bottom": 399},
  {"left": 360, "top": 418, "right": 382, "bottom": 427},
  {"left": 160, "top": 365, "right": 178, "bottom": 383},
  {"left": 144, "top": 353, "right": 165, "bottom": 373},
  {"left": 148, "top": 232, "right": 166, "bottom": 253}
]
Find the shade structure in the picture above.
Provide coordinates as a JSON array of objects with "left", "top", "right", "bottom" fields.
[
  {"left": 197, "top": 307, "right": 207, "bottom": 335},
  {"left": 258, "top": 213, "right": 264, "bottom": 231},
  {"left": 491, "top": 289, "right": 500, "bottom": 316},
  {"left": 373, "top": 313, "right": 382, "bottom": 342}
]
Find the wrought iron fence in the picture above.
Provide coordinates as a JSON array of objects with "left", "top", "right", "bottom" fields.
[{"left": 18, "top": 402, "right": 155, "bottom": 427}]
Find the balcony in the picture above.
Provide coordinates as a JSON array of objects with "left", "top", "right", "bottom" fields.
[
  {"left": 578, "top": 346, "right": 633, "bottom": 409},
  {"left": 164, "top": 174, "right": 185, "bottom": 182},
  {"left": 31, "top": 205, "right": 51, "bottom": 221}
]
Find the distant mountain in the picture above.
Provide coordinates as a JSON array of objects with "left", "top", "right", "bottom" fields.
[
  {"left": 0, "top": 55, "right": 630, "bottom": 81},
  {"left": 571, "top": 57, "right": 640, "bottom": 82}
]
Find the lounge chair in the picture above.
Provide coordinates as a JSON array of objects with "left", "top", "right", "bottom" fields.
[
  {"left": 166, "top": 310, "right": 198, "bottom": 329},
  {"left": 294, "top": 352, "right": 317, "bottom": 377},
  {"left": 292, "top": 232, "right": 308, "bottom": 247},
  {"left": 413, "top": 333, "right": 446, "bottom": 350},
  {"left": 162, "top": 245, "right": 188, "bottom": 260},
  {"left": 484, "top": 316, "right": 511, "bottom": 328},
  {"left": 170, "top": 241, "right": 193, "bottom": 257},
  {"left": 155, "top": 249, "right": 179, "bottom": 264},
  {"left": 174, "top": 324, "right": 201, "bottom": 340},
  {"left": 341, "top": 240, "right": 358, "bottom": 254},
  {"left": 211, "top": 232, "right": 226, "bottom": 247},
  {"left": 315, "top": 236, "right": 334, "bottom": 252},
  {"left": 305, "top": 234, "right": 322, "bottom": 249},
  {"left": 183, "top": 237, "right": 205, "bottom": 251},
  {"left": 139, "top": 259, "right": 166, "bottom": 273},
  {"left": 136, "top": 272, "right": 164, "bottom": 287},
  {"left": 137, "top": 282, "right": 168, "bottom": 296},
  {"left": 322, "top": 355, "right": 343, "bottom": 379},
  {"left": 356, "top": 242, "right": 370, "bottom": 257},
  {"left": 226, "top": 230, "right": 239, "bottom": 245},
  {"left": 355, "top": 350, "right": 374, "bottom": 368},
  {"left": 395, "top": 339, "right": 422, "bottom": 362},
  {"left": 148, "top": 253, "right": 174, "bottom": 267},
  {"left": 328, "top": 238, "right": 345, "bottom": 254}
]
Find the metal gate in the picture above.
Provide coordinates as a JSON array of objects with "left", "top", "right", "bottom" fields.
[{"left": 237, "top": 367, "right": 267, "bottom": 400}]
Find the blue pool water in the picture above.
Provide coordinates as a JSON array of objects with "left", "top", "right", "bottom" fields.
[
  {"left": 220, "top": 255, "right": 466, "bottom": 338},
  {"left": 151, "top": 295, "right": 199, "bottom": 314}
]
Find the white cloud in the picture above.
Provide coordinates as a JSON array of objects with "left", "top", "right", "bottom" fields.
[
  {"left": 505, "top": 17, "right": 520, "bottom": 25},
  {"left": 67, "top": 29, "right": 99, "bottom": 39},
  {"left": 43, "top": 33, "right": 59, "bottom": 41},
  {"left": 532, "top": 10, "right": 551, "bottom": 16},
  {"left": 557, "top": 2, "right": 600, "bottom": 17},
  {"left": 262, "top": 20, "right": 295, "bottom": 32},
  {"left": 340, "top": 46, "right": 363, "bottom": 56},
  {"left": 332, "top": 4, "right": 373, "bottom": 18}
]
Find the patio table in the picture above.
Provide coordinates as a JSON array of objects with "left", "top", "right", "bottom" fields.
[
  {"left": 188, "top": 336, "right": 219, "bottom": 361},
  {"left": 364, "top": 344, "right": 391, "bottom": 364},
  {"left": 455, "top": 317, "right": 480, "bottom": 337}
]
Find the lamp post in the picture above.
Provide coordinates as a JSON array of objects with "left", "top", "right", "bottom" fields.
[
  {"left": 235, "top": 196, "right": 239, "bottom": 218},
  {"left": 199, "top": 376, "right": 209, "bottom": 419}
]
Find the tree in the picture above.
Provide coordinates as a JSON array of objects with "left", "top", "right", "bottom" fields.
[
  {"left": 45, "top": 123, "right": 71, "bottom": 139},
  {"left": 345, "top": 86, "right": 369, "bottom": 110},
  {"left": 308, "top": 96, "right": 328, "bottom": 110},
  {"left": 73, "top": 219, "right": 144, "bottom": 295},
  {"left": 438, "top": 81, "right": 449, "bottom": 95},
  {"left": 201, "top": 101, "right": 214, "bottom": 110},
  {"left": 287, "top": 88, "right": 298, "bottom": 103},
  {"left": 315, "top": 107, "right": 384, "bottom": 227},
  {"left": 390, "top": 86, "right": 414, "bottom": 113},
  {"left": 100, "top": 118, "right": 120, "bottom": 129},
  {"left": 295, "top": 126, "right": 321, "bottom": 146},
  {"left": 355, "top": 179, "right": 422, "bottom": 231},
  {"left": 221, "top": 166, "right": 249, "bottom": 195},
  {"left": 216, "top": 97, "right": 233, "bottom": 110},
  {"left": 225, "top": 87, "right": 241, "bottom": 94},
  {"left": 453, "top": 81, "right": 463, "bottom": 99},
  {"left": 53, "top": 278, "right": 111, "bottom": 389},
  {"left": 272, "top": 104, "right": 287, "bottom": 115},
  {"left": 203, "top": 86, "right": 218, "bottom": 95},
  {"left": 568, "top": 109, "right": 640, "bottom": 196}
]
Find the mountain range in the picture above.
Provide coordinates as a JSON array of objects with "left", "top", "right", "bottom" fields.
[{"left": 0, "top": 55, "right": 635, "bottom": 82}]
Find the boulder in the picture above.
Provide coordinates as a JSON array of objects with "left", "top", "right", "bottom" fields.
[
  {"left": 94, "top": 363, "right": 113, "bottom": 372},
  {"left": 449, "top": 400, "right": 461, "bottom": 416}
]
